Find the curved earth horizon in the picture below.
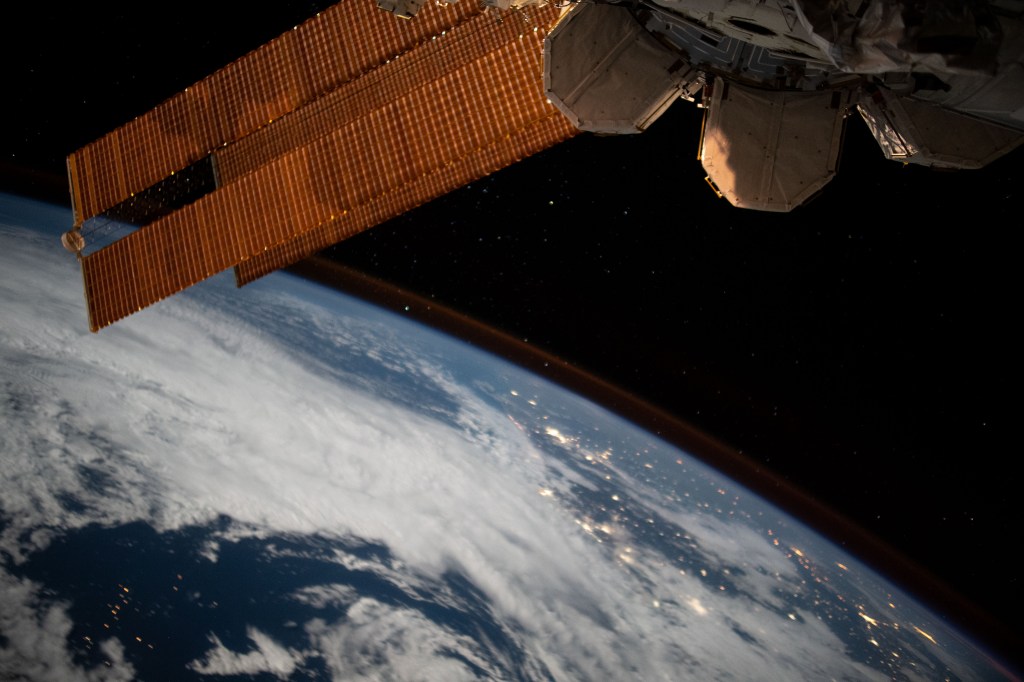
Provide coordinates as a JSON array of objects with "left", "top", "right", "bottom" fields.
[{"left": 0, "top": 194, "right": 1013, "bottom": 680}]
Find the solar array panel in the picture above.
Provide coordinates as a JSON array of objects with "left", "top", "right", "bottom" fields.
[
  {"left": 236, "top": 111, "right": 575, "bottom": 284},
  {"left": 70, "top": 1, "right": 576, "bottom": 331},
  {"left": 67, "top": 0, "right": 480, "bottom": 226}
]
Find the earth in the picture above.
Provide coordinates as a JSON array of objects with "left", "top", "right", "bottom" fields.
[{"left": 0, "top": 193, "right": 1009, "bottom": 680}]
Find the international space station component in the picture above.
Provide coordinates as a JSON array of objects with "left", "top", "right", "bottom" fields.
[
  {"left": 533, "top": 0, "right": 1024, "bottom": 210},
  {"left": 63, "top": 0, "right": 1024, "bottom": 330},
  {"left": 63, "top": 1, "right": 575, "bottom": 331}
]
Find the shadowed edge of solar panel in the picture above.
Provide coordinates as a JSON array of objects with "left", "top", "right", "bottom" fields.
[{"left": 74, "top": 1, "right": 575, "bottom": 331}]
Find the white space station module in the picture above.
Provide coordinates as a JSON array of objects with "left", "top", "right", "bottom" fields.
[{"left": 386, "top": 0, "right": 1024, "bottom": 212}]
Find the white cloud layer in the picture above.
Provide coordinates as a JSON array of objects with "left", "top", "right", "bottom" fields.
[
  {"left": 0, "top": 571, "right": 135, "bottom": 681},
  {"left": 0, "top": 200, "right": 997, "bottom": 681},
  {"left": 189, "top": 628, "right": 303, "bottom": 678},
  {"left": 306, "top": 599, "right": 513, "bottom": 681}
]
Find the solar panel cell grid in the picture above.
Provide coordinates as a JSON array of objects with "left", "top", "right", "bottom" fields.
[{"left": 75, "top": 2, "right": 574, "bottom": 331}]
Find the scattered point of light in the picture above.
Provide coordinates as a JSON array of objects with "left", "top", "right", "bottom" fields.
[
  {"left": 652, "top": 599, "right": 660, "bottom": 608},
  {"left": 544, "top": 426, "right": 568, "bottom": 444},
  {"left": 788, "top": 613, "right": 797, "bottom": 621},
  {"left": 859, "top": 612, "right": 879, "bottom": 626},
  {"left": 538, "top": 488, "right": 554, "bottom": 497},
  {"left": 913, "top": 626, "right": 938, "bottom": 645},
  {"left": 528, "top": 399, "right": 537, "bottom": 406},
  {"left": 510, "top": 390, "right": 518, "bottom": 396},
  {"left": 791, "top": 547, "right": 804, "bottom": 557},
  {"left": 611, "top": 494, "right": 620, "bottom": 502},
  {"left": 687, "top": 597, "right": 708, "bottom": 615},
  {"left": 836, "top": 562, "right": 848, "bottom": 571}
]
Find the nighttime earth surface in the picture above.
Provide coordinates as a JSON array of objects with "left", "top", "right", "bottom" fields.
[{"left": 0, "top": 194, "right": 1010, "bottom": 680}]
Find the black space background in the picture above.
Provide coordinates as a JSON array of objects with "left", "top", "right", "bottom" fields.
[{"left": 3, "top": 1, "right": 1021, "bottom": 669}]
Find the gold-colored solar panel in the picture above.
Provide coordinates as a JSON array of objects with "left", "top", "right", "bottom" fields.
[
  {"left": 67, "top": 0, "right": 481, "bottom": 226},
  {"left": 73, "top": 1, "right": 576, "bottom": 331},
  {"left": 236, "top": 112, "right": 576, "bottom": 284}
]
